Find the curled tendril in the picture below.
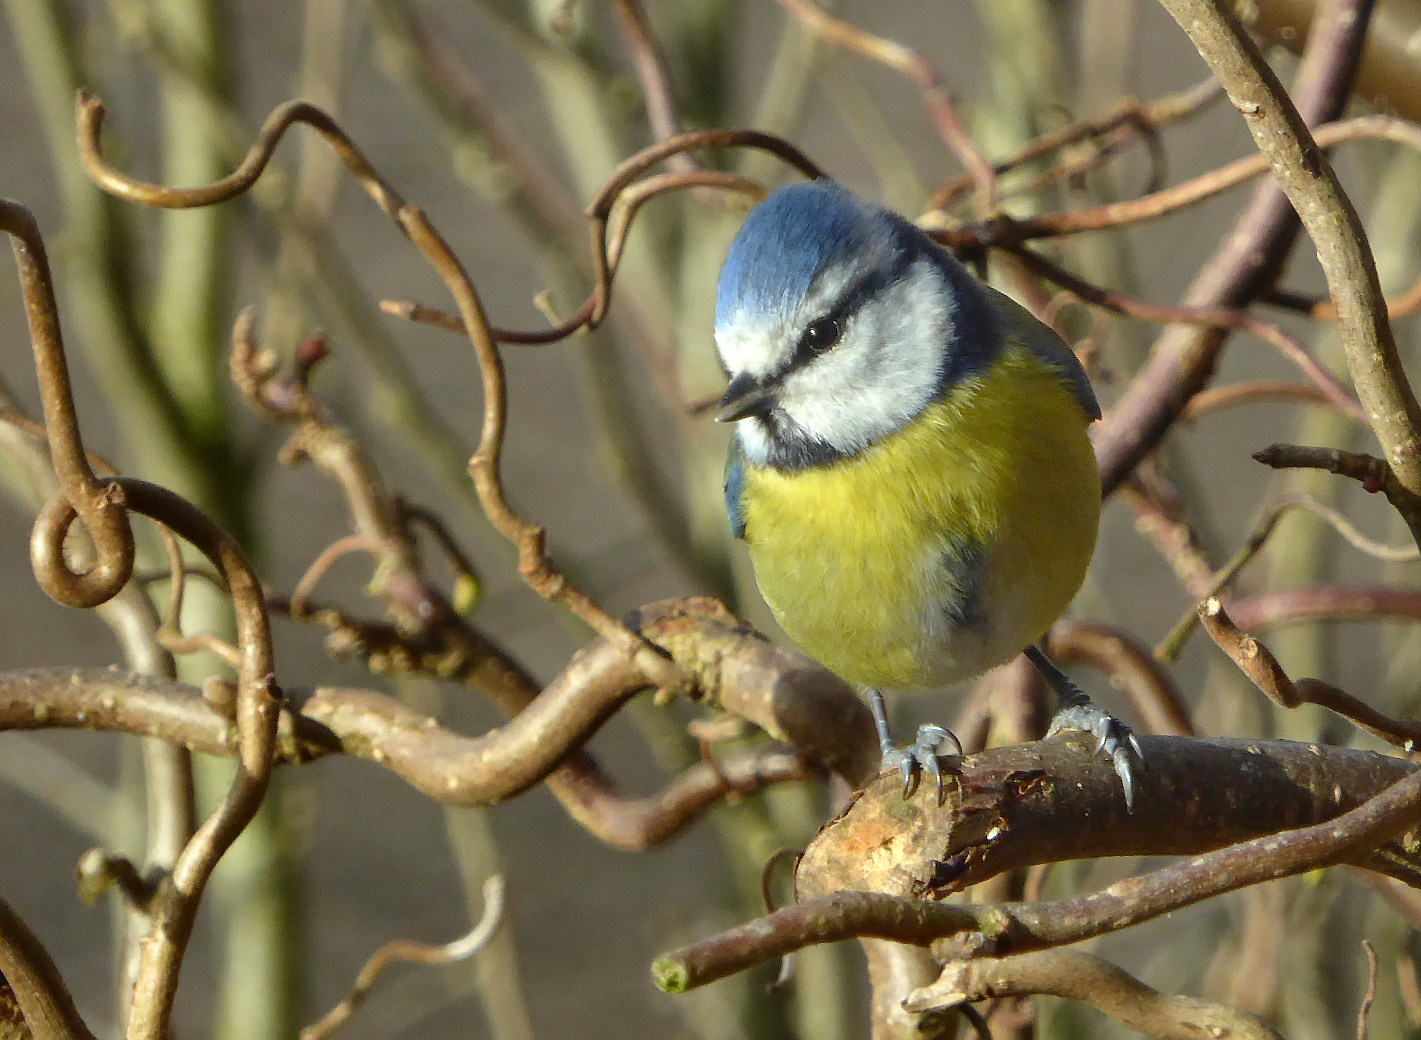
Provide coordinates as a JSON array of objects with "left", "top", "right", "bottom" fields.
[{"left": 1, "top": 199, "right": 135, "bottom": 610}]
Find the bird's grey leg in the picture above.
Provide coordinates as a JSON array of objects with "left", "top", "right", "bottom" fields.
[
  {"left": 866, "top": 686, "right": 962, "bottom": 800},
  {"left": 1024, "top": 644, "right": 1143, "bottom": 810}
]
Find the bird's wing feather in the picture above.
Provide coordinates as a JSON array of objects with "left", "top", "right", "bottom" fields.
[{"left": 984, "top": 285, "right": 1101, "bottom": 421}]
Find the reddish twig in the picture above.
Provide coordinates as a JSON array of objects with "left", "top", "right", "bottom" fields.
[
  {"left": 1090, "top": 0, "right": 1379, "bottom": 495},
  {"left": 1228, "top": 584, "right": 1421, "bottom": 630},
  {"left": 1010, "top": 246, "right": 1367, "bottom": 423},
  {"left": 1117, "top": 479, "right": 1216, "bottom": 601},
  {"left": 607, "top": 0, "right": 691, "bottom": 167},
  {"left": 1157, "top": 0, "right": 1421, "bottom": 508},
  {"left": 1044, "top": 621, "right": 1194, "bottom": 736},
  {"left": 1157, "top": 492, "right": 1418, "bottom": 660},
  {"left": 1180, "top": 380, "right": 1342, "bottom": 423}
]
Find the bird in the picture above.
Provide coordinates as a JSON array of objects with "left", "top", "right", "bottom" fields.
[{"left": 713, "top": 179, "right": 1141, "bottom": 806}]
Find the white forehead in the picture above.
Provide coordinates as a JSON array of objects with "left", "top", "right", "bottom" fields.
[{"left": 714, "top": 262, "right": 860, "bottom": 378}]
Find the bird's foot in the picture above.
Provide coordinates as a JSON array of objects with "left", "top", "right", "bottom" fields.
[
  {"left": 881, "top": 723, "right": 962, "bottom": 802},
  {"left": 1046, "top": 705, "right": 1144, "bottom": 810}
]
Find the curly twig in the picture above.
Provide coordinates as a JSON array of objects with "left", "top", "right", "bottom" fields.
[
  {"left": 300, "top": 876, "right": 505, "bottom": 1040},
  {"left": 3, "top": 197, "right": 279, "bottom": 1040},
  {"left": 1, "top": 201, "right": 134, "bottom": 609}
]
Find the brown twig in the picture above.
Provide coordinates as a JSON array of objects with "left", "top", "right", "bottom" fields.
[
  {"left": 1180, "top": 380, "right": 1341, "bottom": 423},
  {"left": 1157, "top": 492, "right": 1418, "bottom": 660},
  {"left": 1253, "top": 443, "right": 1421, "bottom": 553},
  {"left": 903, "top": 950, "right": 1282, "bottom": 1040},
  {"left": 74, "top": 850, "right": 155, "bottom": 912},
  {"left": 299, "top": 876, "right": 504, "bottom": 1040},
  {"left": 80, "top": 93, "right": 688, "bottom": 682},
  {"left": 0, "top": 895, "right": 98, "bottom": 1040},
  {"left": 771, "top": 0, "right": 995, "bottom": 211},
  {"left": 1157, "top": 0, "right": 1421, "bottom": 509},
  {"left": 381, "top": 167, "right": 768, "bottom": 341},
  {"left": 923, "top": 76, "right": 1223, "bottom": 213},
  {"left": 0, "top": 599, "right": 867, "bottom": 810},
  {"left": 1198, "top": 597, "right": 1421, "bottom": 749}
]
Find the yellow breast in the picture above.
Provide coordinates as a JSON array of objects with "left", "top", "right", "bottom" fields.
[{"left": 738, "top": 347, "right": 1100, "bottom": 689}]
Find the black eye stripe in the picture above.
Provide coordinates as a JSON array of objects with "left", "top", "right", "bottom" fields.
[{"left": 783, "top": 260, "right": 906, "bottom": 374}]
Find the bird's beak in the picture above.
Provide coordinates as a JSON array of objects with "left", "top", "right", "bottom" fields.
[{"left": 714, "top": 374, "right": 776, "bottom": 423}]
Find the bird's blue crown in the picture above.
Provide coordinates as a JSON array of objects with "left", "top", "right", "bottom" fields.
[{"left": 715, "top": 181, "right": 897, "bottom": 330}]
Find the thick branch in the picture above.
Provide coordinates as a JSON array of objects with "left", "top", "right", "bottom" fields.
[
  {"left": 657, "top": 759, "right": 1421, "bottom": 991},
  {"left": 796, "top": 735, "right": 1421, "bottom": 901}
]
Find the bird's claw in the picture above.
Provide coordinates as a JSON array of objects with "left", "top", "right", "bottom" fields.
[
  {"left": 881, "top": 723, "right": 962, "bottom": 802},
  {"left": 1046, "top": 705, "right": 1144, "bottom": 811}
]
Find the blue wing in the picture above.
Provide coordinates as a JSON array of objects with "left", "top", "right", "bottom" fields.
[{"left": 724, "top": 438, "right": 747, "bottom": 540}]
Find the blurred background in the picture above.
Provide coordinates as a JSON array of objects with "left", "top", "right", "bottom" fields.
[{"left": 2, "top": 0, "right": 1419, "bottom": 1038}]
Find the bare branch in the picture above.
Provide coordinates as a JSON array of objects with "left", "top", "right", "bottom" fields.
[
  {"left": 0, "top": 895, "right": 97, "bottom": 1040},
  {"left": 1198, "top": 597, "right": 1421, "bottom": 749},
  {"left": 656, "top": 753, "right": 1421, "bottom": 991},
  {"left": 904, "top": 950, "right": 1283, "bottom": 1040},
  {"left": 1155, "top": 0, "right": 1421, "bottom": 510},
  {"left": 0, "top": 599, "right": 871, "bottom": 807}
]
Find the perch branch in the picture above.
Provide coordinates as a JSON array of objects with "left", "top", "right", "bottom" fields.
[{"left": 656, "top": 751, "right": 1421, "bottom": 991}]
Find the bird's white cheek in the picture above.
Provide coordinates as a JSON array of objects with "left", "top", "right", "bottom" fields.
[{"left": 735, "top": 422, "right": 773, "bottom": 466}]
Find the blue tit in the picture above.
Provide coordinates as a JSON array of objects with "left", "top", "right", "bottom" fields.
[{"left": 714, "top": 180, "right": 1141, "bottom": 805}]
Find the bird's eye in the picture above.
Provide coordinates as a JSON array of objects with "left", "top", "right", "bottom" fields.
[{"left": 801, "top": 317, "right": 840, "bottom": 355}]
